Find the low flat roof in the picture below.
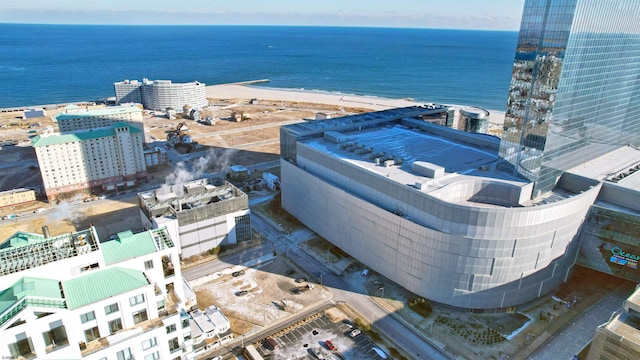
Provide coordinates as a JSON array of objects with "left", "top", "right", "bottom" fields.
[
  {"left": 568, "top": 146, "right": 640, "bottom": 191},
  {"left": 304, "top": 123, "right": 524, "bottom": 196}
]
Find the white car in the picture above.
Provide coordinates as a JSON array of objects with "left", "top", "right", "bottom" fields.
[
  {"left": 313, "top": 348, "right": 324, "bottom": 360},
  {"left": 349, "top": 328, "right": 362, "bottom": 338},
  {"left": 33, "top": 208, "right": 46, "bottom": 213}
]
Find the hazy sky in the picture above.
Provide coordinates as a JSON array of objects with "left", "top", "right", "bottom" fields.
[{"left": 0, "top": 1, "right": 525, "bottom": 30}]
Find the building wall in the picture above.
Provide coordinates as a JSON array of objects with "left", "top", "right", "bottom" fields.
[
  {"left": 144, "top": 210, "right": 251, "bottom": 259},
  {"left": 57, "top": 106, "right": 144, "bottom": 133},
  {"left": 141, "top": 80, "right": 207, "bottom": 111},
  {"left": 35, "top": 127, "right": 146, "bottom": 200},
  {"left": 1, "top": 229, "right": 191, "bottom": 360},
  {"left": 114, "top": 81, "right": 143, "bottom": 105},
  {"left": 281, "top": 158, "right": 601, "bottom": 309},
  {"left": 0, "top": 189, "right": 36, "bottom": 208},
  {"left": 499, "top": 0, "right": 640, "bottom": 197},
  {"left": 2, "top": 284, "right": 186, "bottom": 360}
]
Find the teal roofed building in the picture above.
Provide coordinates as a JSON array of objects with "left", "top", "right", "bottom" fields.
[
  {"left": 62, "top": 267, "right": 149, "bottom": 310},
  {"left": 0, "top": 231, "right": 45, "bottom": 250},
  {"left": 0, "top": 226, "right": 192, "bottom": 360},
  {"left": 31, "top": 121, "right": 147, "bottom": 201}
]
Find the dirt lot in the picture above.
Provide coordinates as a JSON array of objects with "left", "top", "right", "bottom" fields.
[
  {"left": 192, "top": 256, "right": 333, "bottom": 337},
  {"left": 0, "top": 97, "right": 369, "bottom": 241}
]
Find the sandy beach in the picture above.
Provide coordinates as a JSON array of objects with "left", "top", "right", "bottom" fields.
[
  {"left": 206, "top": 84, "right": 421, "bottom": 111},
  {"left": 206, "top": 83, "right": 506, "bottom": 132}
]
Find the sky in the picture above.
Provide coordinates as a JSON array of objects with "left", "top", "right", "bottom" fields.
[{"left": 0, "top": 0, "right": 525, "bottom": 30}]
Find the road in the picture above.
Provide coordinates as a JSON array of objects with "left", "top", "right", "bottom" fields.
[{"left": 246, "top": 211, "right": 450, "bottom": 360}]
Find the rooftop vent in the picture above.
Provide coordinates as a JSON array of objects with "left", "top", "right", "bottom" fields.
[{"left": 413, "top": 161, "right": 445, "bottom": 178}]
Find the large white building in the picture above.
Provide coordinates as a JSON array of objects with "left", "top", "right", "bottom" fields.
[
  {"left": 114, "top": 79, "right": 208, "bottom": 111},
  {"left": 280, "top": 106, "right": 610, "bottom": 310},
  {"left": 32, "top": 122, "right": 147, "bottom": 201},
  {"left": 139, "top": 177, "right": 252, "bottom": 259},
  {"left": 0, "top": 226, "right": 195, "bottom": 360},
  {"left": 55, "top": 105, "right": 144, "bottom": 134}
]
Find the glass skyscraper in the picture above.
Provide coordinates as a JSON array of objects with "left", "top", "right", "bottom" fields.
[{"left": 499, "top": 0, "right": 640, "bottom": 198}]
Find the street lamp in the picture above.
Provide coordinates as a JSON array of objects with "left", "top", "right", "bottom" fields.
[
  {"left": 319, "top": 272, "right": 325, "bottom": 286},
  {"left": 379, "top": 286, "right": 385, "bottom": 299}
]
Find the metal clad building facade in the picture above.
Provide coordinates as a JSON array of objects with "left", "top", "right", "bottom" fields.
[{"left": 280, "top": 111, "right": 602, "bottom": 309}]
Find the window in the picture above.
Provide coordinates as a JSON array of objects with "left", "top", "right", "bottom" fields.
[
  {"left": 116, "top": 347, "right": 132, "bottom": 360},
  {"left": 42, "top": 324, "right": 69, "bottom": 352},
  {"left": 168, "top": 337, "right": 180, "bottom": 352},
  {"left": 84, "top": 326, "right": 100, "bottom": 342},
  {"left": 108, "top": 318, "right": 123, "bottom": 335},
  {"left": 166, "top": 324, "right": 177, "bottom": 334},
  {"left": 105, "top": 303, "right": 119, "bottom": 315},
  {"left": 8, "top": 336, "right": 35, "bottom": 358},
  {"left": 132, "top": 309, "right": 148, "bottom": 324},
  {"left": 141, "top": 337, "right": 157, "bottom": 350},
  {"left": 181, "top": 318, "right": 189, "bottom": 329},
  {"left": 129, "top": 294, "right": 145, "bottom": 306},
  {"left": 157, "top": 300, "right": 165, "bottom": 313},
  {"left": 144, "top": 259, "right": 154, "bottom": 270},
  {"left": 80, "top": 311, "right": 95, "bottom": 323},
  {"left": 144, "top": 351, "right": 160, "bottom": 360}
]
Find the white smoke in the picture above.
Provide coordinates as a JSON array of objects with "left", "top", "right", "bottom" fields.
[
  {"left": 48, "top": 194, "right": 87, "bottom": 225},
  {"left": 163, "top": 148, "right": 238, "bottom": 193}
]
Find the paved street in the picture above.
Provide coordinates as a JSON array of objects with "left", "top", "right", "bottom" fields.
[
  {"left": 250, "top": 211, "right": 451, "bottom": 360},
  {"left": 528, "top": 288, "right": 629, "bottom": 360}
]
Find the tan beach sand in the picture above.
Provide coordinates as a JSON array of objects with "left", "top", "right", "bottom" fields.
[
  {"left": 206, "top": 84, "right": 505, "bottom": 128},
  {"left": 206, "top": 84, "right": 421, "bottom": 111}
]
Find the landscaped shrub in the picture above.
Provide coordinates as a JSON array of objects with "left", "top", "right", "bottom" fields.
[{"left": 408, "top": 297, "right": 433, "bottom": 317}]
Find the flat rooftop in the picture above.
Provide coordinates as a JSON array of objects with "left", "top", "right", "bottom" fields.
[
  {"left": 568, "top": 145, "right": 640, "bottom": 192},
  {"left": 139, "top": 177, "right": 247, "bottom": 214},
  {"left": 284, "top": 105, "right": 449, "bottom": 136},
  {"left": 303, "top": 123, "right": 546, "bottom": 207}
]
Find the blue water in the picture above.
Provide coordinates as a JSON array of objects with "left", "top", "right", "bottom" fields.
[{"left": 0, "top": 24, "right": 518, "bottom": 110}]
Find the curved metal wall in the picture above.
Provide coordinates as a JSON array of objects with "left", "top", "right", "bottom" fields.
[{"left": 281, "top": 159, "right": 601, "bottom": 309}]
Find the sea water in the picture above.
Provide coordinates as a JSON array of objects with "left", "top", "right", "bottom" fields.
[{"left": 0, "top": 24, "right": 518, "bottom": 110}]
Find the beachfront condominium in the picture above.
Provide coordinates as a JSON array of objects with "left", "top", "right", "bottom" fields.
[
  {"left": 0, "top": 226, "right": 195, "bottom": 360},
  {"left": 499, "top": 0, "right": 640, "bottom": 198},
  {"left": 32, "top": 122, "right": 146, "bottom": 201},
  {"left": 114, "top": 78, "right": 208, "bottom": 111},
  {"left": 55, "top": 104, "right": 144, "bottom": 134}
]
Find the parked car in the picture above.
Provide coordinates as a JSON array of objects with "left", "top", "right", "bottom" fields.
[
  {"left": 324, "top": 340, "right": 336, "bottom": 351},
  {"left": 295, "top": 277, "right": 307, "bottom": 283},
  {"left": 33, "top": 208, "right": 46, "bottom": 213},
  {"left": 349, "top": 329, "right": 362, "bottom": 338},
  {"left": 232, "top": 270, "right": 245, "bottom": 277},
  {"left": 312, "top": 348, "right": 325, "bottom": 359},
  {"left": 235, "top": 290, "right": 248, "bottom": 296}
]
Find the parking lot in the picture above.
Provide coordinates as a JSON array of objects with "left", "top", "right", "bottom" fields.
[{"left": 254, "top": 312, "right": 389, "bottom": 360}]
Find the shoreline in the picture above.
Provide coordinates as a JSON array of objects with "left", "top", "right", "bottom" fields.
[
  {"left": 205, "top": 83, "right": 506, "bottom": 124},
  {"left": 0, "top": 82, "right": 506, "bottom": 126}
]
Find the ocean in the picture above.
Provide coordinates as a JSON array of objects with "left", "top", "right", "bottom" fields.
[{"left": 0, "top": 24, "right": 518, "bottom": 111}]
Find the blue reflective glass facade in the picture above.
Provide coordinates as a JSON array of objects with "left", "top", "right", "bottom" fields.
[{"left": 499, "top": 0, "right": 640, "bottom": 197}]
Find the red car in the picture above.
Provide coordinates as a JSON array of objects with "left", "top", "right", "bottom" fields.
[{"left": 325, "top": 340, "right": 336, "bottom": 351}]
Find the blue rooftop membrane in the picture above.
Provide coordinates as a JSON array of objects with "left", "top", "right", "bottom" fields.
[{"left": 305, "top": 123, "right": 510, "bottom": 185}]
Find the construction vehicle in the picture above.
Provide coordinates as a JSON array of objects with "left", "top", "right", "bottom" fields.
[{"left": 166, "top": 123, "right": 194, "bottom": 152}]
